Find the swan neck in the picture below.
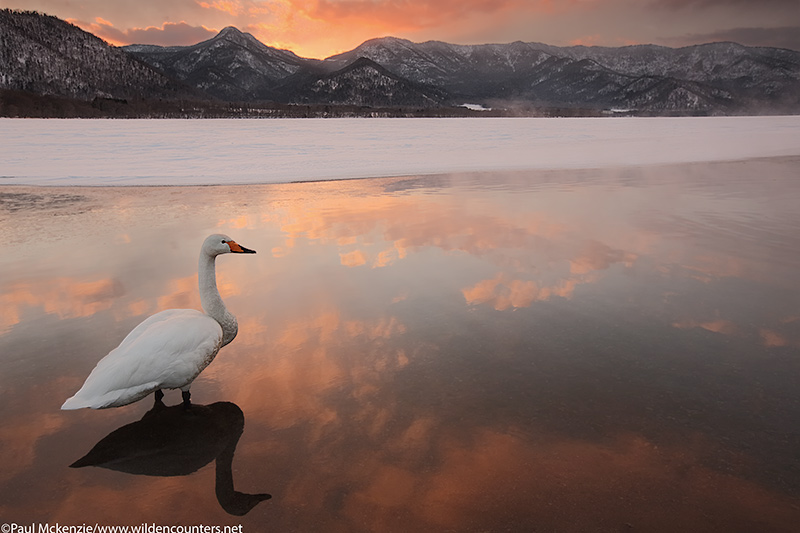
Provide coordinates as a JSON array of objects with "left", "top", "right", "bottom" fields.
[
  {"left": 199, "top": 252, "right": 238, "bottom": 346},
  {"left": 214, "top": 425, "right": 270, "bottom": 515}
]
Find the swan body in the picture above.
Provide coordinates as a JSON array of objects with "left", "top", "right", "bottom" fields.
[{"left": 62, "top": 234, "right": 255, "bottom": 410}]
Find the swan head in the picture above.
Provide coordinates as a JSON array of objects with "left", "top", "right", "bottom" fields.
[{"left": 203, "top": 234, "right": 257, "bottom": 257}]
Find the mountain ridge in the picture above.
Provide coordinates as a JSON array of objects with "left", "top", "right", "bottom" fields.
[
  {"left": 2, "top": 9, "right": 799, "bottom": 116},
  {"left": 326, "top": 36, "right": 800, "bottom": 111},
  {"left": 0, "top": 9, "right": 199, "bottom": 103},
  {"left": 271, "top": 56, "right": 449, "bottom": 107}
]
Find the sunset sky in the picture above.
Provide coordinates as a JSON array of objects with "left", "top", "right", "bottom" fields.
[{"left": 5, "top": 0, "right": 800, "bottom": 59}]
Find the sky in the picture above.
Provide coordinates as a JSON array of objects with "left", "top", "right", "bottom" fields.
[{"left": 4, "top": 0, "right": 800, "bottom": 59}]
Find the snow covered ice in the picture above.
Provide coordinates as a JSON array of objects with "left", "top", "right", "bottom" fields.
[{"left": 1, "top": 116, "right": 800, "bottom": 186}]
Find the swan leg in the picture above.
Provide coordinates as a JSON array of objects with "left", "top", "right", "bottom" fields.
[{"left": 181, "top": 390, "right": 192, "bottom": 410}]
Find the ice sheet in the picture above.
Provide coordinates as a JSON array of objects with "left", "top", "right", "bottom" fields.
[{"left": 2, "top": 116, "right": 800, "bottom": 186}]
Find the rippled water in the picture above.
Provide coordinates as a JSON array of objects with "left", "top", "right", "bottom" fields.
[{"left": 1, "top": 158, "right": 800, "bottom": 531}]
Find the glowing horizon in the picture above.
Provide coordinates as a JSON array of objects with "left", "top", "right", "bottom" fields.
[{"left": 5, "top": 0, "right": 800, "bottom": 59}]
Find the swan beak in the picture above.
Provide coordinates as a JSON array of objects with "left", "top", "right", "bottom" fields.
[{"left": 227, "top": 241, "right": 256, "bottom": 254}]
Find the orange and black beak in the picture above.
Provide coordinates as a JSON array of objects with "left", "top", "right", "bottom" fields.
[{"left": 227, "top": 240, "right": 256, "bottom": 254}]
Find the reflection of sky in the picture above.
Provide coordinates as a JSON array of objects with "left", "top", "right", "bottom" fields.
[{"left": 1, "top": 158, "right": 800, "bottom": 530}]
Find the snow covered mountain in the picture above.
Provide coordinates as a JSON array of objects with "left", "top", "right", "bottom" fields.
[
  {"left": 272, "top": 57, "right": 448, "bottom": 107},
  {"left": 124, "top": 28, "right": 450, "bottom": 107},
  {"left": 0, "top": 9, "right": 196, "bottom": 102},
  {"left": 327, "top": 37, "right": 800, "bottom": 112},
  {"left": 128, "top": 30, "right": 799, "bottom": 113},
  {"left": 2, "top": 9, "right": 799, "bottom": 115},
  {"left": 123, "top": 27, "right": 319, "bottom": 101}
]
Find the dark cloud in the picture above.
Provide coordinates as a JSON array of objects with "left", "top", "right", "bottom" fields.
[
  {"left": 88, "top": 20, "right": 217, "bottom": 46},
  {"left": 124, "top": 22, "right": 216, "bottom": 46},
  {"left": 654, "top": 0, "right": 798, "bottom": 8},
  {"left": 667, "top": 26, "right": 800, "bottom": 50}
]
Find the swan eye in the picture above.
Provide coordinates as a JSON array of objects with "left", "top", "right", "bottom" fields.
[{"left": 221, "top": 239, "right": 227, "bottom": 243}]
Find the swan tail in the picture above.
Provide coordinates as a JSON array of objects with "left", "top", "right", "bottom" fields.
[
  {"left": 61, "top": 382, "right": 161, "bottom": 410},
  {"left": 61, "top": 395, "right": 94, "bottom": 410}
]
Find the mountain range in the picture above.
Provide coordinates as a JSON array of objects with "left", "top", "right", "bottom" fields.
[{"left": 2, "top": 9, "right": 800, "bottom": 117}]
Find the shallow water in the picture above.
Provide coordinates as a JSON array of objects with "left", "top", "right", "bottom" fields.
[{"left": 1, "top": 158, "right": 800, "bottom": 531}]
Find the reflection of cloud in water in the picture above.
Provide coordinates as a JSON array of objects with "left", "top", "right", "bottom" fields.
[
  {"left": 339, "top": 249, "right": 368, "bottom": 267},
  {"left": 155, "top": 272, "right": 242, "bottom": 312},
  {"left": 673, "top": 319, "right": 740, "bottom": 336},
  {"left": 199, "top": 299, "right": 800, "bottom": 529},
  {"left": 267, "top": 186, "right": 648, "bottom": 313},
  {"left": 0, "top": 258, "right": 249, "bottom": 336},
  {"left": 388, "top": 430, "right": 800, "bottom": 531},
  {"left": 0, "top": 412, "right": 65, "bottom": 482},
  {"left": 674, "top": 315, "right": 800, "bottom": 349},
  {"left": 271, "top": 192, "right": 566, "bottom": 264},
  {"left": 3, "top": 160, "right": 800, "bottom": 529},
  {"left": 461, "top": 239, "right": 635, "bottom": 310},
  {"left": 462, "top": 272, "right": 583, "bottom": 310},
  {"left": 248, "top": 418, "right": 800, "bottom": 531},
  {"left": 207, "top": 306, "right": 409, "bottom": 434},
  {"left": 569, "top": 240, "right": 637, "bottom": 274},
  {"left": 0, "top": 277, "right": 124, "bottom": 331}
]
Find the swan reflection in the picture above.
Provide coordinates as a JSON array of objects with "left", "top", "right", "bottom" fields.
[{"left": 70, "top": 401, "right": 270, "bottom": 516}]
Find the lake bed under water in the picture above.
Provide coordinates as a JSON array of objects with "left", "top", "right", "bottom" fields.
[{"left": 1, "top": 157, "right": 800, "bottom": 531}]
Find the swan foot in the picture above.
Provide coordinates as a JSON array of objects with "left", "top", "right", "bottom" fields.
[
  {"left": 149, "top": 389, "right": 166, "bottom": 413},
  {"left": 182, "top": 390, "right": 192, "bottom": 410}
]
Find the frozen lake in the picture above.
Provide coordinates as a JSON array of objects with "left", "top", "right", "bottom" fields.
[
  {"left": 1, "top": 155, "right": 800, "bottom": 530},
  {"left": 2, "top": 116, "right": 800, "bottom": 185}
]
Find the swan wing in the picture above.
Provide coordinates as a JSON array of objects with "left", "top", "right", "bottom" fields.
[{"left": 62, "top": 309, "right": 223, "bottom": 409}]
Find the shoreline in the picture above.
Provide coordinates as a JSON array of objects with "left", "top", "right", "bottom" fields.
[
  {"left": 0, "top": 153, "right": 796, "bottom": 190},
  {"left": 1, "top": 156, "right": 797, "bottom": 212}
]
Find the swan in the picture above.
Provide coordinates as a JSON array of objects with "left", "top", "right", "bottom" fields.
[{"left": 61, "top": 234, "right": 256, "bottom": 410}]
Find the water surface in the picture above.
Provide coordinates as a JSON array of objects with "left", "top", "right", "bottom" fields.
[{"left": 1, "top": 158, "right": 800, "bottom": 531}]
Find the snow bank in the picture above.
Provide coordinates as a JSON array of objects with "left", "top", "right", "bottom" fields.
[{"left": 1, "top": 116, "right": 799, "bottom": 186}]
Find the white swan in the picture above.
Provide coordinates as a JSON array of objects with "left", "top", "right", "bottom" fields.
[{"left": 62, "top": 234, "right": 256, "bottom": 410}]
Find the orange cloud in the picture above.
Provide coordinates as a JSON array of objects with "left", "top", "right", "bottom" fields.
[
  {"left": 305, "top": 0, "right": 541, "bottom": 31},
  {"left": 200, "top": 302, "right": 410, "bottom": 439},
  {"left": 462, "top": 272, "right": 583, "bottom": 310},
  {"left": 271, "top": 182, "right": 565, "bottom": 270},
  {"left": 0, "top": 258, "right": 251, "bottom": 333},
  {"left": 218, "top": 215, "right": 257, "bottom": 230},
  {"left": 569, "top": 240, "right": 637, "bottom": 274},
  {"left": 0, "top": 412, "right": 65, "bottom": 482},
  {"left": 672, "top": 319, "right": 740, "bottom": 336},
  {"left": 760, "top": 328, "right": 788, "bottom": 347},
  {"left": 156, "top": 270, "right": 243, "bottom": 311},
  {"left": 339, "top": 249, "right": 368, "bottom": 267},
  {"left": 156, "top": 274, "right": 200, "bottom": 311},
  {"left": 196, "top": 0, "right": 244, "bottom": 16},
  {"left": 409, "top": 430, "right": 799, "bottom": 531},
  {"left": 229, "top": 0, "right": 564, "bottom": 57},
  {"left": 0, "top": 277, "right": 124, "bottom": 331}
]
